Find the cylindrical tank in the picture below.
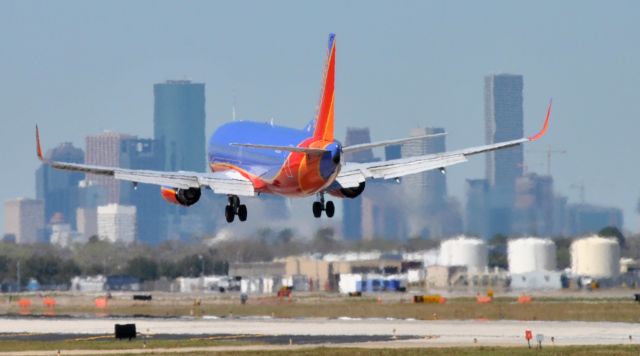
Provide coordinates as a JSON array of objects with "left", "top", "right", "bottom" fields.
[
  {"left": 508, "top": 237, "right": 557, "bottom": 274},
  {"left": 571, "top": 236, "right": 620, "bottom": 278},
  {"left": 438, "top": 236, "right": 488, "bottom": 272}
]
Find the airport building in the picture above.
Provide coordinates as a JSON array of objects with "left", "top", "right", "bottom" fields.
[
  {"left": 3, "top": 198, "right": 45, "bottom": 244},
  {"left": 97, "top": 204, "right": 136, "bottom": 244}
]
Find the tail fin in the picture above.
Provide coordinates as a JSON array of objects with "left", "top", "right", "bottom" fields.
[{"left": 313, "top": 33, "right": 336, "bottom": 142}]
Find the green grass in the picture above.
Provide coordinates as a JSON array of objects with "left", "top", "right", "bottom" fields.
[
  {"left": 0, "top": 337, "right": 255, "bottom": 352},
  {"left": 92, "top": 345, "right": 640, "bottom": 356}
]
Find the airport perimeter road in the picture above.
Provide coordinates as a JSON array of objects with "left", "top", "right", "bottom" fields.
[{"left": 0, "top": 317, "right": 639, "bottom": 347}]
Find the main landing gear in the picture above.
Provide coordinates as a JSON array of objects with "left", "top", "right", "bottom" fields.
[
  {"left": 312, "top": 192, "right": 335, "bottom": 218},
  {"left": 225, "top": 195, "right": 247, "bottom": 223}
]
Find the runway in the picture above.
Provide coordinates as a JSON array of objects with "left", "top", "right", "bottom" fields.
[{"left": 0, "top": 316, "right": 639, "bottom": 348}]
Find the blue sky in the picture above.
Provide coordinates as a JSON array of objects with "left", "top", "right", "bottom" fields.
[{"left": 1, "top": 0, "right": 639, "bottom": 233}]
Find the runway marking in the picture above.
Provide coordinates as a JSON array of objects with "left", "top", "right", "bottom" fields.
[
  {"left": 188, "top": 334, "right": 266, "bottom": 341},
  {"left": 0, "top": 332, "right": 34, "bottom": 338},
  {"left": 68, "top": 335, "right": 112, "bottom": 342}
]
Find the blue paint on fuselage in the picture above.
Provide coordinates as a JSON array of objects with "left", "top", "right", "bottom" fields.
[{"left": 208, "top": 120, "right": 338, "bottom": 181}]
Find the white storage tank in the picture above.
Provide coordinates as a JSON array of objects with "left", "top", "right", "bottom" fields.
[
  {"left": 438, "top": 236, "right": 488, "bottom": 273},
  {"left": 571, "top": 236, "right": 620, "bottom": 278},
  {"left": 508, "top": 237, "right": 557, "bottom": 274}
]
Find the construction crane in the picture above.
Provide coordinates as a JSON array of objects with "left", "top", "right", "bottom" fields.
[{"left": 526, "top": 145, "right": 567, "bottom": 176}]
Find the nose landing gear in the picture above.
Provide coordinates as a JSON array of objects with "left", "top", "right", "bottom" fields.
[
  {"left": 312, "top": 192, "right": 335, "bottom": 218},
  {"left": 225, "top": 195, "right": 248, "bottom": 223}
]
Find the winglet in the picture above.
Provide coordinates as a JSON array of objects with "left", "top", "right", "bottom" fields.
[
  {"left": 35, "top": 125, "right": 44, "bottom": 161},
  {"left": 528, "top": 99, "right": 552, "bottom": 141}
]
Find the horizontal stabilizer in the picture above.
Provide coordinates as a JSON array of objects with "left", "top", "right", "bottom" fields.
[
  {"left": 342, "top": 132, "right": 447, "bottom": 154},
  {"left": 230, "top": 143, "right": 328, "bottom": 154}
]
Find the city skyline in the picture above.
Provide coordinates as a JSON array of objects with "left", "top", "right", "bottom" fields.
[{"left": 1, "top": 1, "right": 639, "bottom": 234}]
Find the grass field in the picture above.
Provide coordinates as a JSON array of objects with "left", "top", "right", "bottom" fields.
[
  {"left": 1, "top": 341, "right": 639, "bottom": 355},
  {"left": 0, "top": 338, "right": 254, "bottom": 352},
  {"left": 2, "top": 293, "right": 640, "bottom": 323}
]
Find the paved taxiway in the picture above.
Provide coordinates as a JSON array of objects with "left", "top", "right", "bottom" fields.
[{"left": 0, "top": 316, "right": 639, "bottom": 348}]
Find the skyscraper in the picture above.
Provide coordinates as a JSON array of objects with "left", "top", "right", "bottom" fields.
[
  {"left": 401, "top": 127, "right": 448, "bottom": 209},
  {"left": 35, "top": 142, "right": 84, "bottom": 228},
  {"left": 154, "top": 80, "right": 206, "bottom": 172},
  {"left": 85, "top": 132, "right": 134, "bottom": 204},
  {"left": 465, "top": 179, "right": 490, "bottom": 239},
  {"left": 119, "top": 138, "right": 167, "bottom": 244},
  {"left": 384, "top": 144, "right": 402, "bottom": 161},
  {"left": 342, "top": 128, "right": 376, "bottom": 241},
  {"left": 484, "top": 74, "right": 524, "bottom": 236},
  {"left": 401, "top": 127, "right": 449, "bottom": 238},
  {"left": 343, "top": 127, "right": 375, "bottom": 163},
  {"left": 4, "top": 198, "right": 45, "bottom": 244},
  {"left": 511, "top": 173, "right": 554, "bottom": 236},
  {"left": 97, "top": 204, "right": 136, "bottom": 244}
]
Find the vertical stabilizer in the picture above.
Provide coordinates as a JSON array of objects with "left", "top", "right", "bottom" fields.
[{"left": 313, "top": 33, "right": 336, "bottom": 142}]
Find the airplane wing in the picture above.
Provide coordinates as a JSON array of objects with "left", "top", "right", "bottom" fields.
[
  {"left": 342, "top": 132, "right": 446, "bottom": 154},
  {"left": 336, "top": 100, "right": 552, "bottom": 188},
  {"left": 35, "top": 128, "right": 255, "bottom": 197}
]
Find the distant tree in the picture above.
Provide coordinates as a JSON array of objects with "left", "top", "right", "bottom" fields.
[
  {"left": 125, "top": 256, "right": 158, "bottom": 281},
  {"left": 489, "top": 234, "right": 508, "bottom": 246},
  {"left": 598, "top": 226, "right": 625, "bottom": 249},
  {"left": 0, "top": 255, "right": 10, "bottom": 282},
  {"left": 23, "top": 254, "right": 79, "bottom": 286}
]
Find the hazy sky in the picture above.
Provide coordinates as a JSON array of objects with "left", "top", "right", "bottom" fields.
[{"left": 1, "top": 0, "right": 639, "bottom": 234}]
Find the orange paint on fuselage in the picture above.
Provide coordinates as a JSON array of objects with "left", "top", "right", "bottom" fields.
[{"left": 209, "top": 138, "right": 339, "bottom": 197}]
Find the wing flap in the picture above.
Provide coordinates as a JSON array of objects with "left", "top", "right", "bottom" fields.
[{"left": 197, "top": 170, "right": 255, "bottom": 196}]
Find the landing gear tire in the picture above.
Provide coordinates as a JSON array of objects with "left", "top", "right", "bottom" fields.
[
  {"left": 325, "top": 201, "right": 335, "bottom": 218},
  {"left": 312, "top": 201, "right": 323, "bottom": 218},
  {"left": 225, "top": 205, "right": 235, "bottom": 223},
  {"left": 238, "top": 204, "right": 248, "bottom": 222}
]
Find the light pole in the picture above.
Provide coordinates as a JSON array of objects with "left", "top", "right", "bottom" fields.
[
  {"left": 198, "top": 255, "right": 205, "bottom": 293},
  {"left": 198, "top": 255, "right": 204, "bottom": 277}
]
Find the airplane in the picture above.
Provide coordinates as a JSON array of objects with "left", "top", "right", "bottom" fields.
[{"left": 36, "top": 33, "right": 552, "bottom": 223}]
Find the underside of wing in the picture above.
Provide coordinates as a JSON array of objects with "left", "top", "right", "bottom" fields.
[
  {"left": 336, "top": 153, "right": 468, "bottom": 188},
  {"left": 37, "top": 126, "right": 255, "bottom": 196}
]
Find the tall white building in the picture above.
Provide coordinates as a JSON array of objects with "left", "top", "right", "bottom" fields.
[
  {"left": 50, "top": 223, "right": 82, "bottom": 248},
  {"left": 97, "top": 204, "right": 136, "bottom": 244},
  {"left": 76, "top": 207, "right": 97, "bottom": 242},
  {"left": 4, "top": 198, "right": 44, "bottom": 244}
]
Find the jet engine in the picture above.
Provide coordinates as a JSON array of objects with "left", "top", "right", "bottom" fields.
[
  {"left": 161, "top": 187, "right": 202, "bottom": 206},
  {"left": 327, "top": 181, "right": 365, "bottom": 199}
]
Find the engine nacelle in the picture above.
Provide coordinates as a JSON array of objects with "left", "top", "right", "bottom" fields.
[
  {"left": 327, "top": 181, "right": 366, "bottom": 199},
  {"left": 161, "top": 187, "right": 202, "bottom": 206}
]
